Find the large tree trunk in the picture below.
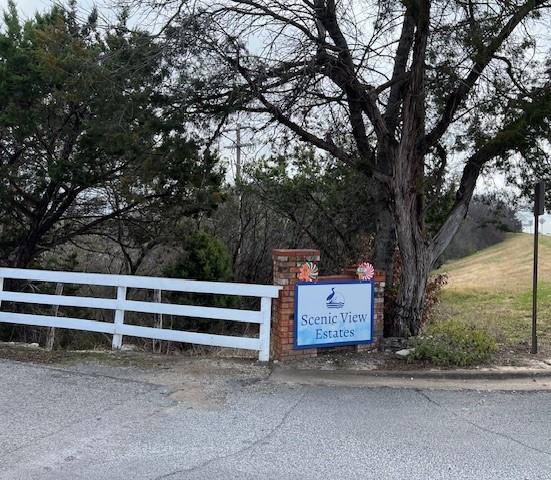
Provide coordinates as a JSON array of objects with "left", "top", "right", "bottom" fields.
[
  {"left": 390, "top": 188, "right": 432, "bottom": 336},
  {"left": 386, "top": 134, "right": 438, "bottom": 336},
  {"left": 392, "top": 244, "right": 431, "bottom": 337},
  {"left": 388, "top": 0, "right": 432, "bottom": 337}
]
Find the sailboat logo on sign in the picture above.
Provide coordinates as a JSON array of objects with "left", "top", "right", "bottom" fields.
[{"left": 326, "top": 288, "right": 345, "bottom": 309}]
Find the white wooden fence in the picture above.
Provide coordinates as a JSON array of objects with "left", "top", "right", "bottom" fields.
[{"left": 0, "top": 268, "right": 281, "bottom": 361}]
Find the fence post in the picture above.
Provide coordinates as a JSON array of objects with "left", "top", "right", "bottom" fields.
[
  {"left": 45, "top": 282, "right": 63, "bottom": 351},
  {"left": 112, "top": 286, "right": 127, "bottom": 350},
  {"left": 258, "top": 297, "right": 272, "bottom": 361},
  {"left": 153, "top": 289, "right": 162, "bottom": 353}
]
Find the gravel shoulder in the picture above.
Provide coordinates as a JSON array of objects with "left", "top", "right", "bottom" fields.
[{"left": 2, "top": 342, "right": 551, "bottom": 392}]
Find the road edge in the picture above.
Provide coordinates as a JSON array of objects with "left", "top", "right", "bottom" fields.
[{"left": 269, "top": 365, "right": 551, "bottom": 391}]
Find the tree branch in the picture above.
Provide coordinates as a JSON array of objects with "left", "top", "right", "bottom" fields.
[
  {"left": 229, "top": 52, "right": 391, "bottom": 182},
  {"left": 384, "top": 8, "right": 415, "bottom": 134},
  {"left": 313, "top": 0, "right": 391, "bottom": 142},
  {"left": 424, "top": 0, "right": 548, "bottom": 150}
]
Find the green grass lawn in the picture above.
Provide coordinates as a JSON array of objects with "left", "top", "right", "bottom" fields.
[{"left": 436, "top": 233, "right": 551, "bottom": 354}]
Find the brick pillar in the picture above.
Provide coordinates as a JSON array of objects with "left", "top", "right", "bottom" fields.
[
  {"left": 272, "top": 249, "right": 320, "bottom": 361},
  {"left": 356, "top": 271, "right": 386, "bottom": 352}
]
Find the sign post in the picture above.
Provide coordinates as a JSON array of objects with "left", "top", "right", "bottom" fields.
[{"left": 532, "top": 181, "right": 545, "bottom": 354}]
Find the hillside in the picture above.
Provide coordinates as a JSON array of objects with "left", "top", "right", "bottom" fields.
[{"left": 436, "top": 233, "right": 551, "bottom": 352}]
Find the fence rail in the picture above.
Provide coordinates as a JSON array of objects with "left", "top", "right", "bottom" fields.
[{"left": 0, "top": 268, "right": 281, "bottom": 361}]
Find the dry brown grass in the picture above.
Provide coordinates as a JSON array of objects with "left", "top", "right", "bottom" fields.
[
  {"left": 435, "top": 233, "right": 551, "bottom": 353},
  {"left": 439, "top": 233, "right": 551, "bottom": 294}
]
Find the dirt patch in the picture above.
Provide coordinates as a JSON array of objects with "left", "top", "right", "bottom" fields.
[
  {"left": 0, "top": 342, "right": 185, "bottom": 368},
  {"left": 3, "top": 340, "right": 551, "bottom": 374}
]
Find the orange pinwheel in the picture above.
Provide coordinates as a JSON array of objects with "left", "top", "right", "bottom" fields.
[{"left": 298, "top": 262, "right": 318, "bottom": 282}]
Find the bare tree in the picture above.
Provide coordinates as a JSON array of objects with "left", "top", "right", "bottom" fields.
[{"left": 149, "top": 0, "right": 551, "bottom": 335}]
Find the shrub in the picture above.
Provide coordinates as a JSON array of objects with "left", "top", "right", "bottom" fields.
[
  {"left": 411, "top": 320, "right": 497, "bottom": 367},
  {"left": 422, "top": 273, "right": 448, "bottom": 326},
  {"left": 165, "top": 231, "right": 232, "bottom": 282}
]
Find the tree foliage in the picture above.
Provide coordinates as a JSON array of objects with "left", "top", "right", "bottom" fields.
[
  {"left": 0, "top": 1, "right": 223, "bottom": 268},
  {"left": 247, "top": 148, "right": 377, "bottom": 269}
]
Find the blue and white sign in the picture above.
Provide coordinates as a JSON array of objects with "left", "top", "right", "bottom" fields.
[{"left": 294, "top": 281, "right": 374, "bottom": 349}]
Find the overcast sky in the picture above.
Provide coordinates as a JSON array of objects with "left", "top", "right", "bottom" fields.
[
  {"left": 1, "top": 0, "right": 63, "bottom": 17},
  {"left": 0, "top": 1, "right": 123, "bottom": 24}
]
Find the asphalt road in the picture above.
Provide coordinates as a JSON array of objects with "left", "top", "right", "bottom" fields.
[{"left": 1, "top": 358, "right": 551, "bottom": 480}]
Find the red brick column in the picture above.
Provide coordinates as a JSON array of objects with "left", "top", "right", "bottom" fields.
[
  {"left": 357, "top": 271, "right": 385, "bottom": 352},
  {"left": 272, "top": 249, "right": 320, "bottom": 361}
]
